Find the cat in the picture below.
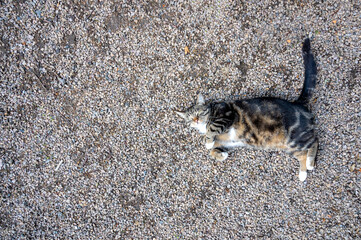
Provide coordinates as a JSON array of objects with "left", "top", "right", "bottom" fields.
[{"left": 175, "top": 38, "right": 318, "bottom": 181}]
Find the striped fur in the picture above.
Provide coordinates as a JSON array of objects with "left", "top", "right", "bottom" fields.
[{"left": 176, "top": 38, "right": 318, "bottom": 181}]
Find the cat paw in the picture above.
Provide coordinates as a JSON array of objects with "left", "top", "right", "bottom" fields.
[
  {"left": 306, "top": 164, "right": 314, "bottom": 171},
  {"left": 210, "top": 149, "right": 228, "bottom": 161},
  {"left": 306, "top": 157, "right": 315, "bottom": 170},
  {"left": 299, "top": 171, "right": 307, "bottom": 182},
  {"left": 217, "top": 152, "right": 228, "bottom": 161},
  {"left": 205, "top": 141, "right": 215, "bottom": 149}
]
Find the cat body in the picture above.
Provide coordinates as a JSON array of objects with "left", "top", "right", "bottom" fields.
[{"left": 176, "top": 39, "right": 318, "bottom": 181}]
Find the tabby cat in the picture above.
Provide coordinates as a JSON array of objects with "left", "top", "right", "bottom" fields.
[{"left": 175, "top": 38, "right": 318, "bottom": 181}]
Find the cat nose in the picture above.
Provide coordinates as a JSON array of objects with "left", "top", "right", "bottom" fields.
[{"left": 193, "top": 117, "right": 199, "bottom": 123}]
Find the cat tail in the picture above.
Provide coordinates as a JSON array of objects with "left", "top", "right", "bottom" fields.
[{"left": 297, "top": 38, "right": 317, "bottom": 105}]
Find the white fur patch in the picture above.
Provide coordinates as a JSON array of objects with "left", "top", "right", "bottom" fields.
[
  {"left": 218, "top": 128, "right": 247, "bottom": 148},
  {"left": 191, "top": 122, "right": 207, "bottom": 134},
  {"left": 223, "top": 141, "right": 246, "bottom": 148},
  {"left": 299, "top": 171, "right": 307, "bottom": 181},
  {"left": 306, "top": 157, "right": 314, "bottom": 170},
  {"left": 205, "top": 141, "right": 215, "bottom": 149},
  {"left": 229, "top": 127, "right": 237, "bottom": 140}
]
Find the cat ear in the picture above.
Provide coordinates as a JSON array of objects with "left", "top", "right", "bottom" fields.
[
  {"left": 174, "top": 110, "right": 187, "bottom": 119},
  {"left": 197, "top": 94, "right": 205, "bottom": 105}
]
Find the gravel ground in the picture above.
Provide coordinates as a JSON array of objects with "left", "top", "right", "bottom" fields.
[{"left": 1, "top": 0, "right": 360, "bottom": 239}]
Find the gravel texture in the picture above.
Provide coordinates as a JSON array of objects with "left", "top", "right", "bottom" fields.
[{"left": 1, "top": 1, "right": 360, "bottom": 239}]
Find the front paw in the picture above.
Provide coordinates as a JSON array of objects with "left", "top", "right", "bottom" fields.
[
  {"left": 299, "top": 171, "right": 307, "bottom": 182},
  {"left": 210, "top": 149, "right": 228, "bottom": 161},
  {"left": 205, "top": 141, "right": 215, "bottom": 149}
]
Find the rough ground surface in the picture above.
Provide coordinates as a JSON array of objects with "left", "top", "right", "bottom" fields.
[{"left": 1, "top": 1, "right": 360, "bottom": 239}]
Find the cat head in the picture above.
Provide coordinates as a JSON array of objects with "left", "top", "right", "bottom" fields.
[{"left": 175, "top": 94, "right": 210, "bottom": 134}]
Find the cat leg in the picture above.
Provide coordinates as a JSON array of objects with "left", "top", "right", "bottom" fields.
[
  {"left": 210, "top": 148, "right": 228, "bottom": 161},
  {"left": 306, "top": 140, "right": 318, "bottom": 170},
  {"left": 293, "top": 150, "right": 308, "bottom": 181},
  {"left": 205, "top": 134, "right": 215, "bottom": 149},
  {"left": 209, "top": 142, "right": 228, "bottom": 161}
]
